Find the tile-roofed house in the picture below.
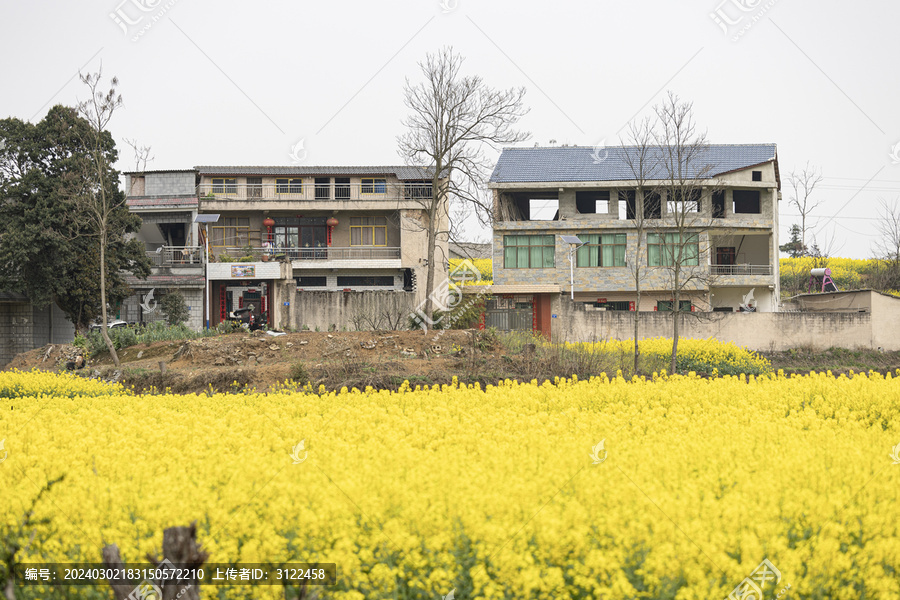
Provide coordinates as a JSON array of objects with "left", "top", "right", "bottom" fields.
[{"left": 484, "top": 143, "right": 782, "bottom": 338}]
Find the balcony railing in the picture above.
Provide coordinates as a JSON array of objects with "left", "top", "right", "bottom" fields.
[
  {"left": 146, "top": 246, "right": 205, "bottom": 267},
  {"left": 198, "top": 182, "right": 433, "bottom": 202},
  {"left": 711, "top": 263, "right": 773, "bottom": 276},
  {"left": 213, "top": 246, "right": 401, "bottom": 261}
]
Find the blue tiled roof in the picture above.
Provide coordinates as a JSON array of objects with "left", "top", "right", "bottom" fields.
[{"left": 489, "top": 144, "right": 777, "bottom": 183}]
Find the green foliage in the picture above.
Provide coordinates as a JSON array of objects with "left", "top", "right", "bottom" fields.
[
  {"left": 216, "top": 320, "right": 242, "bottom": 334},
  {"left": 86, "top": 322, "right": 217, "bottom": 356},
  {"left": 159, "top": 290, "right": 189, "bottom": 326},
  {"left": 779, "top": 224, "right": 806, "bottom": 258},
  {"left": 0, "top": 105, "right": 151, "bottom": 329},
  {"left": 289, "top": 362, "right": 311, "bottom": 384}
]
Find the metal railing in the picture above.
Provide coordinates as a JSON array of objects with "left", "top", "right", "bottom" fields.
[
  {"left": 198, "top": 182, "right": 432, "bottom": 202},
  {"left": 711, "top": 263, "right": 773, "bottom": 276},
  {"left": 146, "top": 246, "right": 205, "bottom": 266},
  {"left": 213, "top": 246, "right": 401, "bottom": 261}
]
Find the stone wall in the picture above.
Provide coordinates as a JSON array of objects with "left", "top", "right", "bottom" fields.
[{"left": 551, "top": 297, "right": 890, "bottom": 351}]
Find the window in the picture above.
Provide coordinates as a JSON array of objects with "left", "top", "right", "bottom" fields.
[
  {"left": 274, "top": 217, "right": 326, "bottom": 257},
  {"left": 211, "top": 178, "right": 236, "bottom": 194},
  {"left": 315, "top": 177, "right": 330, "bottom": 200},
  {"left": 503, "top": 235, "right": 555, "bottom": 269},
  {"left": 576, "top": 233, "right": 626, "bottom": 267},
  {"left": 751, "top": 170, "right": 762, "bottom": 181},
  {"left": 211, "top": 217, "right": 249, "bottom": 248},
  {"left": 657, "top": 300, "right": 692, "bottom": 312},
  {"left": 712, "top": 190, "right": 726, "bottom": 218},
  {"left": 276, "top": 178, "right": 303, "bottom": 194},
  {"left": 576, "top": 191, "right": 610, "bottom": 214},
  {"left": 350, "top": 216, "right": 388, "bottom": 246},
  {"left": 644, "top": 191, "right": 662, "bottom": 219},
  {"left": 648, "top": 233, "right": 700, "bottom": 266},
  {"left": 618, "top": 190, "right": 636, "bottom": 220},
  {"left": 246, "top": 177, "right": 262, "bottom": 198},
  {"left": 337, "top": 275, "right": 394, "bottom": 286},
  {"left": 335, "top": 177, "right": 351, "bottom": 199},
  {"left": 733, "top": 190, "right": 761, "bottom": 213},
  {"left": 589, "top": 300, "right": 631, "bottom": 311},
  {"left": 666, "top": 189, "right": 701, "bottom": 215},
  {"left": 361, "top": 178, "right": 387, "bottom": 194},
  {"left": 297, "top": 276, "right": 327, "bottom": 287}
]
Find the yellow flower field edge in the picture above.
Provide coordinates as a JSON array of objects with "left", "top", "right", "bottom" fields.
[
  {"left": 2, "top": 370, "right": 899, "bottom": 599},
  {"left": 567, "top": 336, "right": 772, "bottom": 376},
  {"left": 0, "top": 368, "right": 127, "bottom": 399},
  {"left": 450, "top": 258, "right": 493, "bottom": 284}
]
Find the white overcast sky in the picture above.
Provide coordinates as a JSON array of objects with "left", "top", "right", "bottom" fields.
[{"left": 2, "top": 0, "right": 899, "bottom": 258}]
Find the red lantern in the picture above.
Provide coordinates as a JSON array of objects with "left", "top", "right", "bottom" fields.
[
  {"left": 326, "top": 217, "right": 338, "bottom": 227},
  {"left": 263, "top": 217, "right": 275, "bottom": 244}
]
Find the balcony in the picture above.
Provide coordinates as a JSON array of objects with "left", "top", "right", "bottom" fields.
[
  {"left": 146, "top": 246, "right": 205, "bottom": 267},
  {"left": 198, "top": 182, "right": 433, "bottom": 205},
  {"left": 711, "top": 264, "right": 773, "bottom": 276},
  {"left": 212, "top": 246, "right": 403, "bottom": 269}
]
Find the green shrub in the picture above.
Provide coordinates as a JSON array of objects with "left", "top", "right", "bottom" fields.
[{"left": 160, "top": 291, "right": 190, "bottom": 326}]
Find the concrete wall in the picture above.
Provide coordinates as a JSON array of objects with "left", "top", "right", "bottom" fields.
[
  {"left": 287, "top": 290, "right": 417, "bottom": 332},
  {"left": 144, "top": 172, "right": 196, "bottom": 196},
  {"left": 1, "top": 301, "right": 75, "bottom": 366},
  {"left": 551, "top": 297, "right": 890, "bottom": 351}
]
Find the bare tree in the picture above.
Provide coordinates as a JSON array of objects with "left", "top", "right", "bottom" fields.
[
  {"left": 651, "top": 92, "right": 717, "bottom": 374},
  {"left": 76, "top": 69, "right": 125, "bottom": 366},
  {"left": 874, "top": 198, "right": 900, "bottom": 263},
  {"left": 398, "top": 46, "right": 529, "bottom": 329},
  {"left": 786, "top": 162, "right": 823, "bottom": 250},
  {"left": 620, "top": 117, "right": 659, "bottom": 375},
  {"left": 124, "top": 137, "right": 154, "bottom": 172}
]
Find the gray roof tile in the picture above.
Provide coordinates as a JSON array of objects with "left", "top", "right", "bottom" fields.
[{"left": 489, "top": 144, "right": 777, "bottom": 183}]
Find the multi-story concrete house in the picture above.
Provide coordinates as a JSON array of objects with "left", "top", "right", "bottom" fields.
[
  {"left": 487, "top": 144, "right": 780, "bottom": 336},
  {"left": 123, "top": 166, "right": 446, "bottom": 330},
  {"left": 123, "top": 169, "right": 206, "bottom": 330}
]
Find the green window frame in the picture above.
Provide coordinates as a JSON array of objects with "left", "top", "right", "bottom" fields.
[
  {"left": 503, "top": 235, "right": 555, "bottom": 269},
  {"left": 576, "top": 233, "right": 626, "bottom": 267},
  {"left": 647, "top": 233, "right": 699, "bottom": 267}
]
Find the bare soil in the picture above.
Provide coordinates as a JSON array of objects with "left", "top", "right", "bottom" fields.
[
  {"left": 6, "top": 330, "right": 515, "bottom": 394},
  {"left": 8, "top": 333, "right": 900, "bottom": 395}
]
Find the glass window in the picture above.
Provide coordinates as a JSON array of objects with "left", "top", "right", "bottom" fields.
[
  {"left": 276, "top": 178, "right": 303, "bottom": 194},
  {"left": 211, "top": 178, "right": 237, "bottom": 194},
  {"left": 648, "top": 233, "right": 700, "bottom": 267},
  {"left": 576, "top": 233, "right": 626, "bottom": 267},
  {"left": 350, "top": 216, "right": 388, "bottom": 246},
  {"left": 361, "top": 178, "right": 387, "bottom": 194},
  {"left": 503, "top": 235, "right": 555, "bottom": 269}
]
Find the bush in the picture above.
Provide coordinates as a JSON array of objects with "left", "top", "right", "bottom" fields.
[{"left": 160, "top": 290, "right": 190, "bottom": 326}]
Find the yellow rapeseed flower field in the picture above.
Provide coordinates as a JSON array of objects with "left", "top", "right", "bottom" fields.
[{"left": 2, "top": 368, "right": 899, "bottom": 599}]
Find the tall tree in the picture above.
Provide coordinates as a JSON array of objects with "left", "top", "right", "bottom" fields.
[
  {"left": 75, "top": 70, "right": 130, "bottom": 366},
  {"left": 786, "top": 162, "right": 823, "bottom": 250},
  {"left": 651, "top": 92, "right": 717, "bottom": 374},
  {"left": 0, "top": 88, "right": 149, "bottom": 340},
  {"left": 620, "top": 117, "right": 658, "bottom": 375},
  {"left": 398, "top": 47, "right": 529, "bottom": 328}
]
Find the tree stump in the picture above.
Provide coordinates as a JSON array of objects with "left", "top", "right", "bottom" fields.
[{"left": 103, "top": 522, "right": 207, "bottom": 600}]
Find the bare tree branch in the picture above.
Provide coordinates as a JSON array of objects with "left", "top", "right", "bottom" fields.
[{"left": 397, "top": 47, "right": 529, "bottom": 328}]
